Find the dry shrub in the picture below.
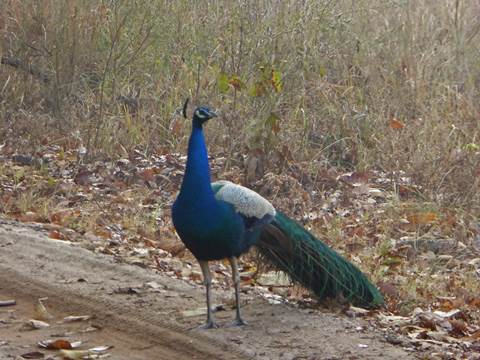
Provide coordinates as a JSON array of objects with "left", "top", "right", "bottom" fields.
[{"left": 0, "top": 0, "right": 479, "bottom": 213}]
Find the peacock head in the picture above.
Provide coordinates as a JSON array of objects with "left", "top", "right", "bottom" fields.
[{"left": 192, "top": 106, "right": 217, "bottom": 127}]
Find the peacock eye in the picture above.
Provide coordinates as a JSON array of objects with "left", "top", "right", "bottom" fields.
[{"left": 195, "top": 109, "right": 206, "bottom": 119}]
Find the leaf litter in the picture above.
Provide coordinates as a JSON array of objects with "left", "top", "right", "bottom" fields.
[{"left": 1, "top": 145, "right": 479, "bottom": 358}]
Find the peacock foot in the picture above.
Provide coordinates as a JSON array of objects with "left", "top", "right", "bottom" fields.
[
  {"left": 232, "top": 317, "right": 248, "bottom": 327},
  {"left": 200, "top": 320, "right": 219, "bottom": 329}
]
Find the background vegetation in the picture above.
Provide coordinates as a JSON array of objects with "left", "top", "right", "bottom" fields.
[
  {"left": 1, "top": 0, "right": 479, "bottom": 212},
  {"left": 1, "top": 2, "right": 480, "bottom": 352}
]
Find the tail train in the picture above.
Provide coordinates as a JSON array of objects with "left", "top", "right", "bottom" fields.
[{"left": 257, "top": 211, "right": 384, "bottom": 308}]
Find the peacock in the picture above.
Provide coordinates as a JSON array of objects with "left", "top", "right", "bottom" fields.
[{"left": 171, "top": 104, "right": 383, "bottom": 328}]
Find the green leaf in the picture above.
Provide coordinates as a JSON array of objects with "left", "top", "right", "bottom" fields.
[
  {"left": 382, "top": 256, "right": 403, "bottom": 267},
  {"left": 47, "top": 177, "right": 58, "bottom": 188},
  {"left": 319, "top": 65, "right": 327, "bottom": 77},
  {"left": 217, "top": 72, "right": 230, "bottom": 93},
  {"left": 463, "top": 143, "right": 479, "bottom": 151},
  {"left": 271, "top": 69, "right": 282, "bottom": 93}
]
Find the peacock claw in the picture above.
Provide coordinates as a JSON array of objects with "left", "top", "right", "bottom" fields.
[
  {"left": 200, "top": 320, "right": 219, "bottom": 330},
  {"left": 232, "top": 318, "right": 248, "bottom": 327}
]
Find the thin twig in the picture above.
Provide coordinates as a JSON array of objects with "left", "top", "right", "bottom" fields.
[
  {"left": 195, "top": 62, "right": 201, "bottom": 101},
  {"left": 0, "top": 299, "right": 16, "bottom": 307}
]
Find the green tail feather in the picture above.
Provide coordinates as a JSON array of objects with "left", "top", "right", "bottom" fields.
[{"left": 257, "top": 211, "right": 384, "bottom": 308}]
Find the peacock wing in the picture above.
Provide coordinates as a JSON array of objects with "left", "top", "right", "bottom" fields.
[{"left": 211, "top": 181, "right": 276, "bottom": 228}]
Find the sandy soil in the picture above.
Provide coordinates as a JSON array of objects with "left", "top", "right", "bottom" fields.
[{"left": 0, "top": 219, "right": 412, "bottom": 359}]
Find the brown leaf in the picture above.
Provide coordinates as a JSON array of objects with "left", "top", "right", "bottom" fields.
[
  {"left": 143, "top": 238, "right": 157, "bottom": 248},
  {"left": 74, "top": 170, "right": 92, "bottom": 185},
  {"left": 229, "top": 76, "right": 244, "bottom": 90},
  {"left": 94, "top": 228, "right": 112, "bottom": 239},
  {"left": 449, "top": 319, "right": 468, "bottom": 337},
  {"left": 339, "top": 171, "right": 371, "bottom": 184},
  {"left": 50, "top": 211, "right": 65, "bottom": 224},
  {"left": 466, "top": 297, "right": 480, "bottom": 308},
  {"left": 138, "top": 167, "right": 157, "bottom": 182},
  {"left": 389, "top": 118, "right": 405, "bottom": 129},
  {"left": 417, "top": 314, "right": 437, "bottom": 331},
  {"left": 50, "top": 339, "right": 73, "bottom": 350},
  {"left": 50, "top": 210, "right": 79, "bottom": 225},
  {"left": 249, "top": 82, "right": 267, "bottom": 97},
  {"left": 49, "top": 230, "right": 66, "bottom": 240},
  {"left": 438, "top": 297, "right": 464, "bottom": 311},
  {"left": 170, "top": 118, "right": 183, "bottom": 137},
  {"left": 377, "top": 281, "right": 399, "bottom": 298},
  {"left": 38, "top": 339, "right": 73, "bottom": 350},
  {"left": 18, "top": 212, "right": 44, "bottom": 223}
]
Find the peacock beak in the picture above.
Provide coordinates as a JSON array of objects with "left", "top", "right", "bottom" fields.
[{"left": 209, "top": 110, "right": 218, "bottom": 118}]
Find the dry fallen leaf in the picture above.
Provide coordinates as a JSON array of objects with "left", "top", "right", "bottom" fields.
[
  {"left": 138, "top": 167, "right": 157, "bottom": 182},
  {"left": 145, "top": 281, "right": 163, "bottom": 290},
  {"left": 58, "top": 349, "right": 90, "bottom": 360},
  {"left": 63, "top": 315, "right": 90, "bottom": 322},
  {"left": 26, "top": 319, "right": 50, "bottom": 329},
  {"left": 182, "top": 307, "right": 208, "bottom": 318},
  {"left": 34, "top": 298, "right": 52, "bottom": 321},
  {"left": 49, "top": 230, "right": 67, "bottom": 240},
  {"left": 449, "top": 319, "right": 468, "bottom": 337},
  {"left": 406, "top": 212, "right": 438, "bottom": 225},
  {"left": 170, "top": 117, "right": 183, "bottom": 137},
  {"left": 89, "top": 345, "right": 111, "bottom": 353},
  {"left": 38, "top": 339, "right": 73, "bottom": 350},
  {"left": 433, "top": 309, "right": 462, "bottom": 319},
  {"left": 94, "top": 228, "right": 112, "bottom": 239},
  {"left": 80, "top": 326, "right": 100, "bottom": 333},
  {"left": 389, "top": 118, "right": 405, "bottom": 129},
  {"left": 20, "top": 351, "right": 45, "bottom": 359},
  {"left": 346, "top": 306, "right": 371, "bottom": 317}
]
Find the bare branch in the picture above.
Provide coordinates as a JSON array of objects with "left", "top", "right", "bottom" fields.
[{"left": 1, "top": 55, "right": 50, "bottom": 84}]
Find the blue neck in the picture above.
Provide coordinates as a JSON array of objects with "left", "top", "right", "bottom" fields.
[{"left": 177, "top": 123, "right": 216, "bottom": 206}]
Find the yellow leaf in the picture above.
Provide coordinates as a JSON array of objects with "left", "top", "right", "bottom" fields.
[
  {"left": 407, "top": 212, "right": 438, "bottom": 225},
  {"left": 271, "top": 69, "right": 282, "bottom": 93},
  {"left": 34, "top": 298, "right": 52, "bottom": 321}
]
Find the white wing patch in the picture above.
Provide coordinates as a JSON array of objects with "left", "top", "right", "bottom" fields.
[{"left": 213, "top": 181, "right": 276, "bottom": 219}]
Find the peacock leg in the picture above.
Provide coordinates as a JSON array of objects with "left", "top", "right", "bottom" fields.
[
  {"left": 229, "top": 257, "right": 247, "bottom": 326},
  {"left": 199, "top": 260, "right": 218, "bottom": 329}
]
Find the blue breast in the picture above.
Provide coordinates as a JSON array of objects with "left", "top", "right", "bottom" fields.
[
  {"left": 172, "top": 125, "right": 260, "bottom": 260},
  {"left": 172, "top": 199, "right": 260, "bottom": 260}
]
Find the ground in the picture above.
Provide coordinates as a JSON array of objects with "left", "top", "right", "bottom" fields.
[{"left": 0, "top": 220, "right": 411, "bottom": 360}]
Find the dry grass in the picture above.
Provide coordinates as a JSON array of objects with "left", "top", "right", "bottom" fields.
[{"left": 1, "top": 0, "right": 479, "bottom": 214}]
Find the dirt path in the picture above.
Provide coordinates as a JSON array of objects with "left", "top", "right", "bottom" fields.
[{"left": 0, "top": 220, "right": 412, "bottom": 359}]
